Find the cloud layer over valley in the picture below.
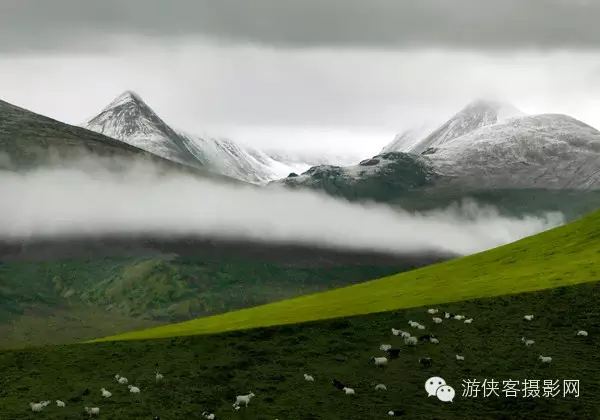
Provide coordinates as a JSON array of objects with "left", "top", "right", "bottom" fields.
[{"left": 0, "top": 157, "right": 565, "bottom": 257}]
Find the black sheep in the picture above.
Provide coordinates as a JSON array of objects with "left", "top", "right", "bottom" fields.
[
  {"left": 386, "top": 348, "right": 401, "bottom": 359},
  {"left": 332, "top": 379, "right": 346, "bottom": 390}
]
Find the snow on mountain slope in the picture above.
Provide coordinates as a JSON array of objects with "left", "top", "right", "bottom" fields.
[
  {"left": 425, "top": 114, "right": 600, "bottom": 190},
  {"left": 83, "top": 91, "right": 310, "bottom": 184},
  {"left": 414, "top": 98, "right": 525, "bottom": 155},
  {"left": 381, "top": 99, "right": 525, "bottom": 156},
  {"left": 83, "top": 91, "right": 206, "bottom": 168},
  {"left": 178, "top": 131, "right": 311, "bottom": 184},
  {"left": 380, "top": 121, "right": 442, "bottom": 154}
]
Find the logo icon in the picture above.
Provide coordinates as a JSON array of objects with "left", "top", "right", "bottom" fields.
[{"left": 425, "top": 377, "right": 456, "bottom": 402}]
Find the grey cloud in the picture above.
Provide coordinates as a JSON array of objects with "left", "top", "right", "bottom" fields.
[{"left": 1, "top": 0, "right": 600, "bottom": 53}]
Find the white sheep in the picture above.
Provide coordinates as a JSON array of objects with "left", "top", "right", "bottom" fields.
[
  {"left": 371, "top": 356, "right": 388, "bottom": 367},
  {"left": 417, "top": 324, "right": 426, "bottom": 330},
  {"left": 56, "top": 400, "right": 66, "bottom": 408},
  {"left": 400, "top": 331, "right": 411, "bottom": 339},
  {"left": 430, "top": 337, "right": 439, "bottom": 344},
  {"left": 524, "top": 315, "right": 534, "bottom": 321},
  {"left": 432, "top": 317, "right": 443, "bottom": 324},
  {"left": 456, "top": 354, "right": 464, "bottom": 361},
  {"left": 454, "top": 315, "right": 465, "bottom": 320},
  {"left": 115, "top": 374, "right": 128, "bottom": 384},
  {"left": 464, "top": 318, "right": 473, "bottom": 324},
  {"left": 233, "top": 392, "right": 255, "bottom": 408},
  {"left": 539, "top": 355, "right": 552, "bottom": 363},
  {"left": 521, "top": 337, "right": 535, "bottom": 346},
  {"left": 380, "top": 344, "right": 392, "bottom": 351},
  {"left": 29, "top": 402, "right": 44, "bottom": 412},
  {"left": 374, "top": 383, "right": 387, "bottom": 391},
  {"left": 408, "top": 321, "right": 419, "bottom": 328},
  {"left": 85, "top": 406, "right": 100, "bottom": 416},
  {"left": 404, "top": 336, "right": 418, "bottom": 346},
  {"left": 391, "top": 328, "right": 403, "bottom": 336},
  {"left": 40, "top": 401, "right": 50, "bottom": 407},
  {"left": 427, "top": 308, "right": 438, "bottom": 314},
  {"left": 202, "top": 411, "right": 216, "bottom": 419},
  {"left": 156, "top": 371, "right": 164, "bottom": 381},
  {"left": 577, "top": 330, "right": 588, "bottom": 336},
  {"left": 128, "top": 385, "right": 140, "bottom": 394},
  {"left": 304, "top": 373, "right": 315, "bottom": 381},
  {"left": 342, "top": 387, "right": 355, "bottom": 395},
  {"left": 101, "top": 387, "right": 112, "bottom": 398}
]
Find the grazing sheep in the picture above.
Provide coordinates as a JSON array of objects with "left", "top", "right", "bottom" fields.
[
  {"left": 539, "top": 355, "right": 552, "bottom": 363},
  {"left": 380, "top": 344, "right": 392, "bottom": 351},
  {"left": 401, "top": 331, "right": 411, "bottom": 339},
  {"left": 202, "top": 412, "right": 216, "bottom": 419},
  {"left": 521, "top": 337, "right": 535, "bottom": 346},
  {"left": 419, "top": 357, "right": 433, "bottom": 367},
  {"left": 304, "top": 373, "right": 315, "bottom": 382},
  {"left": 155, "top": 371, "right": 164, "bottom": 381},
  {"left": 371, "top": 356, "right": 388, "bottom": 367},
  {"left": 418, "top": 333, "right": 434, "bottom": 342},
  {"left": 456, "top": 354, "right": 465, "bottom": 361},
  {"left": 464, "top": 318, "right": 473, "bottom": 324},
  {"left": 444, "top": 312, "right": 455, "bottom": 319},
  {"left": 40, "top": 401, "right": 50, "bottom": 407},
  {"left": 391, "top": 328, "right": 404, "bottom": 336},
  {"left": 417, "top": 324, "right": 426, "bottom": 330},
  {"left": 332, "top": 379, "right": 346, "bottom": 390},
  {"left": 101, "top": 387, "right": 112, "bottom": 398},
  {"left": 342, "top": 387, "right": 355, "bottom": 395},
  {"left": 430, "top": 337, "right": 439, "bottom": 344},
  {"left": 29, "top": 402, "right": 44, "bottom": 412},
  {"left": 233, "top": 392, "right": 255, "bottom": 408},
  {"left": 454, "top": 315, "right": 465, "bottom": 320},
  {"left": 115, "top": 374, "right": 128, "bottom": 384},
  {"left": 427, "top": 308, "right": 438, "bottom": 314},
  {"left": 56, "top": 400, "right": 66, "bottom": 408},
  {"left": 524, "top": 315, "right": 534, "bottom": 321},
  {"left": 577, "top": 330, "right": 588, "bottom": 336},
  {"left": 128, "top": 385, "right": 141, "bottom": 394},
  {"left": 374, "top": 383, "right": 387, "bottom": 391},
  {"left": 385, "top": 348, "right": 401, "bottom": 359},
  {"left": 388, "top": 410, "right": 405, "bottom": 416},
  {"left": 408, "top": 321, "right": 419, "bottom": 328},
  {"left": 432, "top": 317, "right": 443, "bottom": 324},
  {"left": 84, "top": 407, "right": 100, "bottom": 417},
  {"left": 154, "top": 416, "right": 160, "bottom": 420},
  {"left": 404, "top": 336, "right": 418, "bottom": 346}
]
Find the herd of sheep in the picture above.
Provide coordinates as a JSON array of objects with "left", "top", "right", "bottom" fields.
[{"left": 25, "top": 308, "right": 590, "bottom": 418}]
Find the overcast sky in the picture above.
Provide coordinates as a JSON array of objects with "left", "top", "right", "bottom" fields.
[{"left": 0, "top": 0, "right": 599, "bottom": 157}]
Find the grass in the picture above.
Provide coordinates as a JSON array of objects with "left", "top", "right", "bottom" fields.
[
  {"left": 1, "top": 281, "right": 599, "bottom": 419},
  {"left": 0, "top": 252, "right": 423, "bottom": 348},
  {"left": 95, "top": 208, "right": 600, "bottom": 342}
]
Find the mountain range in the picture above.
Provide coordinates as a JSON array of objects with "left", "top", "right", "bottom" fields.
[
  {"left": 274, "top": 98, "right": 600, "bottom": 220},
  {"left": 82, "top": 91, "right": 353, "bottom": 184}
]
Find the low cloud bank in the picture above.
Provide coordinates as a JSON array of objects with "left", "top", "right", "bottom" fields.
[{"left": 0, "top": 157, "right": 565, "bottom": 256}]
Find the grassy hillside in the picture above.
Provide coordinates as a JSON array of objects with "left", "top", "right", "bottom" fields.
[
  {"left": 1, "top": 281, "right": 598, "bottom": 419},
  {"left": 0, "top": 239, "right": 444, "bottom": 348},
  {"left": 96, "top": 208, "right": 600, "bottom": 342}
]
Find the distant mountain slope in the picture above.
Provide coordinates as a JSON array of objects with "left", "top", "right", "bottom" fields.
[
  {"left": 0, "top": 98, "right": 236, "bottom": 184},
  {"left": 381, "top": 99, "right": 525, "bottom": 155},
  {"left": 82, "top": 91, "right": 310, "bottom": 184},
  {"left": 379, "top": 121, "right": 442, "bottom": 154},
  {"left": 426, "top": 113, "right": 600, "bottom": 190},
  {"left": 271, "top": 152, "right": 439, "bottom": 200}
]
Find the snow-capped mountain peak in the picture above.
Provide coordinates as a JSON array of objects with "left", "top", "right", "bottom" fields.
[
  {"left": 413, "top": 98, "right": 525, "bottom": 155},
  {"left": 83, "top": 90, "right": 203, "bottom": 167},
  {"left": 82, "top": 91, "right": 316, "bottom": 183},
  {"left": 381, "top": 97, "right": 526, "bottom": 155}
]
